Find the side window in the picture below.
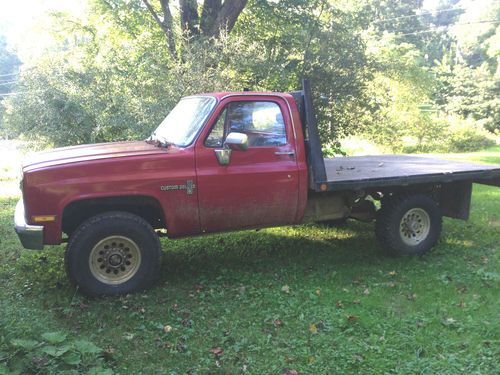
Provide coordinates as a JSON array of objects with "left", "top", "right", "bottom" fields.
[
  {"left": 204, "top": 108, "right": 226, "bottom": 148},
  {"left": 205, "top": 101, "right": 287, "bottom": 148},
  {"left": 227, "top": 101, "right": 286, "bottom": 147}
]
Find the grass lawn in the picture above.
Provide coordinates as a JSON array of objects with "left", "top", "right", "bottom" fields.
[
  {"left": 0, "top": 144, "right": 499, "bottom": 374},
  {"left": 430, "top": 144, "right": 500, "bottom": 165}
]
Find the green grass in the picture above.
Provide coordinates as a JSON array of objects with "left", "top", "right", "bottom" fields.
[
  {"left": 0, "top": 149, "right": 499, "bottom": 374},
  {"left": 430, "top": 144, "right": 500, "bottom": 165}
]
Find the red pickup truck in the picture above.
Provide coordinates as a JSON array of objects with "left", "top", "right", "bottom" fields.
[{"left": 14, "top": 80, "right": 500, "bottom": 296}]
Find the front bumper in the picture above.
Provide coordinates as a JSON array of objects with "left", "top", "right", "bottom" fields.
[{"left": 14, "top": 199, "right": 44, "bottom": 250}]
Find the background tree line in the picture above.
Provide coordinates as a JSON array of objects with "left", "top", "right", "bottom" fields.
[{"left": 0, "top": 0, "right": 498, "bottom": 153}]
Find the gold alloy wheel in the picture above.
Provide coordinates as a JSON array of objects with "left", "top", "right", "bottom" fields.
[
  {"left": 399, "top": 208, "right": 431, "bottom": 246},
  {"left": 89, "top": 236, "right": 142, "bottom": 285}
]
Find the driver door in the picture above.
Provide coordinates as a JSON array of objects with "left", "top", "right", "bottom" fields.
[{"left": 195, "top": 96, "right": 299, "bottom": 233}]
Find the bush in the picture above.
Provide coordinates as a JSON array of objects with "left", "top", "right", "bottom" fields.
[
  {"left": 400, "top": 116, "right": 495, "bottom": 153},
  {"left": 445, "top": 117, "right": 496, "bottom": 152}
]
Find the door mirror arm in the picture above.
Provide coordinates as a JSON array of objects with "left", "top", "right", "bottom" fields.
[
  {"left": 214, "top": 148, "right": 232, "bottom": 166},
  {"left": 214, "top": 132, "right": 248, "bottom": 166}
]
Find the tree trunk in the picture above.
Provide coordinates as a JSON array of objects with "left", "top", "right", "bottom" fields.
[
  {"left": 200, "top": 0, "right": 221, "bottom": 35},
  {"left": 180, "top": 0, "right": 199, "bottom": 35},
  {"left": 159, "top": 0, "right": 176, "bottom": 55},
  {"left": 142, "top": 0, "right": 176, "bottom": 57},
  {"left": 209, "top": 0, "right": 248, "bottom": 37},
  {"left": 143, "top": 0, "right": 248, "bottom": 58}
]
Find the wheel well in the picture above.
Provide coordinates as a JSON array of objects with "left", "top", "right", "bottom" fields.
[{"left": 62, "top": 196, "right": 166, "bottom": 236}]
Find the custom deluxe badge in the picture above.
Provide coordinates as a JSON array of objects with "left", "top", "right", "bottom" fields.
[{"left": 160, "top": 180, "right": 195, "bottom": 195}]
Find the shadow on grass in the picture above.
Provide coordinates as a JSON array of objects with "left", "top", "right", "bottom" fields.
[{"left": 156, "top": 220, "right": 422, "bottom": 289}]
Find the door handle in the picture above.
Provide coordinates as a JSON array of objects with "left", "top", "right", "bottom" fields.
[{"left": 274, "top": 151, "right": 295, "bottom": 156}]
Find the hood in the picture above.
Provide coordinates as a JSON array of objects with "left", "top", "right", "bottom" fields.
[{"left": 23, "top": 141, "right": 166, "bottom": 172}]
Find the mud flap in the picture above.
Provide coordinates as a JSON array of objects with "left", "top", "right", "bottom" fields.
[{"left": 440, "top": 181, "right": 472, "bottom": 220}]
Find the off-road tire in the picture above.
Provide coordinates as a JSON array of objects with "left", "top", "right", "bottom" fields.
[
  {"left": 65, "top": 211, "right": 162, "bottom": 296},
  {"left": 376, "top": 194, "right": 442, "bottom": 256}
]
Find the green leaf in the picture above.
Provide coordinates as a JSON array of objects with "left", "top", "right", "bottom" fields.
[
  {"left": 0, "top": 364, "right": 10, "bottom": 375},
  {"left": 10, "top": 339, "right": 39, "bottom": 350},
  {"left": 74, "top": 340, "right": 101, "bottom": 354},
  {"left": 58, "top": 371, "right": 81, "bottom": 375},
  {"left": 87, "top": 367, "right": 113, "bottom": 375},
  {"left": 42, "top": 331, "right": 67, "bottom": 344},
  {"left": 42, "top": 345, "right": 71, "bottom": 357},
  {"left": 62, "top": 351, "right": 82, "bottom": 366},
  {"left": 476, "top": 268, "right": 500, "bottom": 281}
]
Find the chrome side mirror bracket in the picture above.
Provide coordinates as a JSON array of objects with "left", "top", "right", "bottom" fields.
[{"left": 215, "top": 148, "right": 232, "bottom": 166}]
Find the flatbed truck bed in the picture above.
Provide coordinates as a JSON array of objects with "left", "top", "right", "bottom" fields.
[{"left": 323, "top": 155, "right": 500, "bottom": 191}]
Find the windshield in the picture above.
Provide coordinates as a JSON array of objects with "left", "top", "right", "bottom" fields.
[{"left": 152, "top": 96, "right": 216, "bottom": 147}]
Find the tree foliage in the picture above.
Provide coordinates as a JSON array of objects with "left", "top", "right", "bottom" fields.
[
  {"left": 1, "top": 0, "right": 497, "bottom": 151},
  {"left": 0, "top": 36, "right": 20, "bottom": 95},
  {"left": 0, "top": 35, "right": 21, "bottom": 135},
  {"left": 432, "top": 0, "right": 500, "bottom": 134}
]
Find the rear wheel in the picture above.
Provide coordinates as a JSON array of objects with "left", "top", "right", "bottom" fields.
[
  {"left": 65, "top": 211, "right": 162, "bottom": 296},
  {"left": 376, "top": 194, "right": 442, "bottom": 256}
]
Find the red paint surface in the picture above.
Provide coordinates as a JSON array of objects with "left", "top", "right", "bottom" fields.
[{"left": 21, "top": 93, "right": 309, "bottom": 244}]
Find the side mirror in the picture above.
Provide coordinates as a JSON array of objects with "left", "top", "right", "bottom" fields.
[
  {"left": 224, "top": 132, "right": 248, "bottom": 151},
  {"left": 214, "top": 132, "right": 248, "bottom": 166}
]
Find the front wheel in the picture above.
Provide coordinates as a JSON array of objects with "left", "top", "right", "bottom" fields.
[
  {"left": 65, "top": 211, "right": 162, "bottom": 296},
  {"left": 376, "top": 194, "right": 442, "bottom": 256}
]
